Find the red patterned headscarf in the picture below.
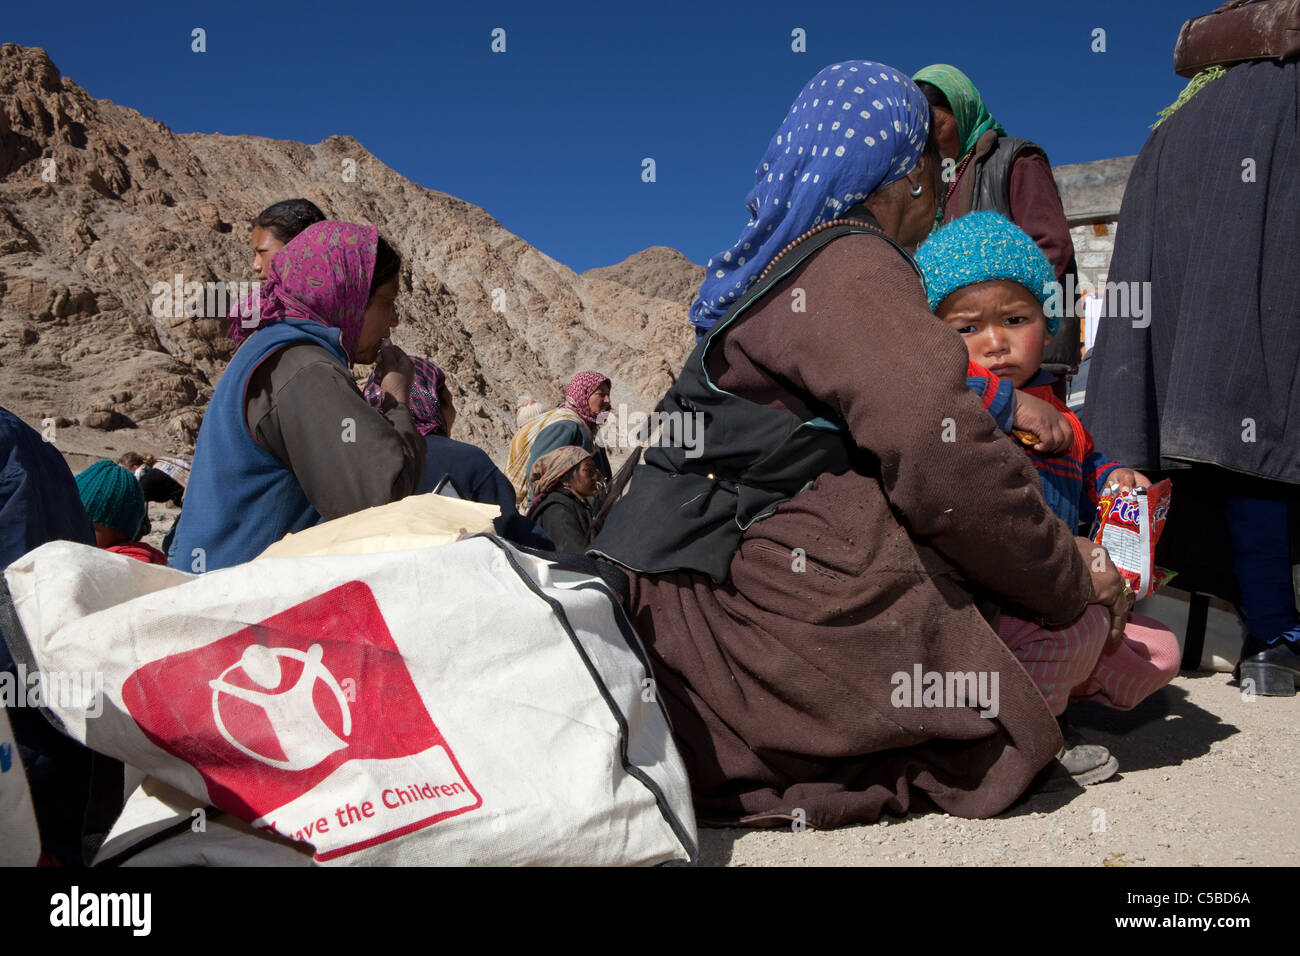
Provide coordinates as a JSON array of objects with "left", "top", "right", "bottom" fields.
[
  {"left": 255, "top": 221, "right": 379, "bottom": 363},
  {"left": 363, "top": 356, "right": 447, "bottom": 437},
  {"left": 560, "top": 371, "right": 611, "bottom": 427}
]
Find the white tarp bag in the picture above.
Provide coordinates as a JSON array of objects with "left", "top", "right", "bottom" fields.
[
  {"left": 0, "top": 702, "right": 41, "bottom": 866},
  {"left": 1, "top": 536, "right": 697, "bottom": 865}
]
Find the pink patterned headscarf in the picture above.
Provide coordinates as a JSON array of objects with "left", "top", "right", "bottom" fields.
[
  {"left": 560, "top": 371, "right": 611, "bottom": 427},
  {"left": 525, "top": 445, "right": 593, "bottom": 517},
  {"left": 362, "top": 356, "right": 447, "bottom": 437},
  {"left": 254, "top": 221, "right": 379, "bottom": 363}
]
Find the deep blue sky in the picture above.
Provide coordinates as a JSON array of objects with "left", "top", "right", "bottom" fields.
[{"left": 8, "top": 0, "right": 1204, "bottom": 272}]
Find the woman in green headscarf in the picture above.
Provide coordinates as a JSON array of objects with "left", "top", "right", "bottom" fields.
[{"left": 913, "top": 64, "right": 1079, "bottom": 392}]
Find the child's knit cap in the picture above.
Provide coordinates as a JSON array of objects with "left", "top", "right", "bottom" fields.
[
  {"left": 913, "top": 211, "right": 1059, "bottom": 335},
  {"left": 75, "top": 459, "right": 146, "bottom": 540}
]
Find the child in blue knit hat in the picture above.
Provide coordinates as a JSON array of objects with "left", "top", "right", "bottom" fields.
[
  {"left": 914, "top": 212, "right": 1180, "bottom": 788},
  {"left": 916, "top": 212, "right": 1148, "bottom": 524}
]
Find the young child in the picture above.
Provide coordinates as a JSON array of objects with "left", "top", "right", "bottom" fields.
[
  {"left": 74, "top": 460, "right": 168, "bottom": 565},
  {"left": 914, "top": 212, "right": 1182, "bottom": 786}
]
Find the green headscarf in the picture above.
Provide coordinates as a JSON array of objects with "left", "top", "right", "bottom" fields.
[{"left": 912, "top": 64, "right": 1007, "bottom": 158}]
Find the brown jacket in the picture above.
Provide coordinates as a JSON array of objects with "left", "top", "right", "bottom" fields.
[{"left": 621, "top": 231, "right": 1091, "bottom": 827}]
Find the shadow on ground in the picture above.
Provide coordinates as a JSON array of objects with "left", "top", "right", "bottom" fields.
[
  {"left": 1065, "top": 675, "right": 1238, "bottom": 773},
  {"left": 697, "top": 828, "right": 746, "bottom": 867}
]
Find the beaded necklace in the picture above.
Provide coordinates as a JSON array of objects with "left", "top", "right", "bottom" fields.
[{"left": 754, "top": 217, "right": 887, "bottom": 285}]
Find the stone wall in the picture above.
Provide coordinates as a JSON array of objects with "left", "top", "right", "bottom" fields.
[{"left": 1053, "top": 155, "right": 1136, "bottom": 289}]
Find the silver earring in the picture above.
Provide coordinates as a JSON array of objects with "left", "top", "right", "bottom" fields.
[{"left": 910, "top": 183, "right": 924, "bottom": 197}]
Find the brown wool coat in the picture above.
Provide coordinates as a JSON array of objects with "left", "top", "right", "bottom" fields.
[{"left": 622, "top": 232, "right": 1092, "bottom": 828}]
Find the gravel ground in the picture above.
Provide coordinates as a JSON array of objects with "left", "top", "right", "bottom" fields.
[{"left": 700, "top": 671, "right": 1298, "bottom": 866}]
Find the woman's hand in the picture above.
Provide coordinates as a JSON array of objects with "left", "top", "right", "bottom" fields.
[
  {"left": 1013, "top": 390, "right": 1072, "bottom": 455},
  {"left": 1074, "top": 537, "right": 1133, "bottom": 645},
  {"left": 1104, "top": 468, "right": 1151, "bottom": 495},
  {"left": 374, "top": 341, "right": 413, "bottom": 407}
]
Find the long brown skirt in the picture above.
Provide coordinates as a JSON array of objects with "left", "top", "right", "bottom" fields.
[{"left": 623, "top": 468, "right": 1063, "bottom": 829}]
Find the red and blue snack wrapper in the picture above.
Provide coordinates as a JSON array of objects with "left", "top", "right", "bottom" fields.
[{"left": 1090, "top": 479, "right": 1177, "bottom": 600}]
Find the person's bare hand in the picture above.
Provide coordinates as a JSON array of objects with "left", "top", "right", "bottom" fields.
[
  {"left": 1012, "top": 390, "right": 1072, "bottom": 456},
  {"left": 1075, "top": 537, "right": 1133, "bottom": 645},
  {"left": 374, "top": 341, "right": 413, "bottom": 407},
  {"left": 1104, "top": 468, "right": 1151, "bottom": 496}
]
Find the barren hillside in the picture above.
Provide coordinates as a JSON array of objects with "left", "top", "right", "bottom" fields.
[{"left": 0, "top": 43, "right": 695, "bottom": 471}]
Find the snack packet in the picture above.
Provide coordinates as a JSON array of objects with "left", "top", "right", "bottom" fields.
[{"left": 1090, "top": 479, "right": 1176, "bottom": 600}]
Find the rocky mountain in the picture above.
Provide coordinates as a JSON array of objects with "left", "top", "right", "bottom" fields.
[
  {"left": 0, "top": 43, "right": 696, "bottom": 471},
  {"left": 583, "top": 246, "right": 704, "bottom": 312}
]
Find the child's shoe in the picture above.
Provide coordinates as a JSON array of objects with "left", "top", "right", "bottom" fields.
[{"left": 1035, "top": 718, "right": 1118, "bottom": 792}]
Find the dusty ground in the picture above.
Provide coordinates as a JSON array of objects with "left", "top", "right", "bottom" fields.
[{"left": 700, "top": 671, "right": 1298, "bottom": 867}]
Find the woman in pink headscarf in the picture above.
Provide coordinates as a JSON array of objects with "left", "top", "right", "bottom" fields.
[
  {"left": 504, "top": 371, "right": 611, "bottom": 506},
  {"left": 169, "top": 221, "right": 426, "bottom": 571}
]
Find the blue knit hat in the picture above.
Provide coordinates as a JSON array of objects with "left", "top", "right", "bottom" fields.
[
  {"left": 75, "top": 460, "right": 146, "bottom": 540},
  {"left": 913, "top": 212, "right": 1059, "bottom": 336}
]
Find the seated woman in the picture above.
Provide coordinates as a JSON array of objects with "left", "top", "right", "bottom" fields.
[
  {"left": 591, "top": 61, "right": 1134, "bottom": 828},
  {"left": 505, "top": 372, "right": 612, "bottom": 505},
  {"left": 525, "top": 446, "right": 601, "bottom": 553},
  {"left": 169, "top": 221, "right": 425, "bottom": 572},
  {"left": 362, "top": 357, "right": 553, "bottom": 549}
]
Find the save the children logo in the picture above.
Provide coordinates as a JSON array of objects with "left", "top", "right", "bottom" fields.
[
  {"left": 210, "top": 643, "right": 352, "bottom": 771},
  {"left": 121, "top": 582, "right": 481, "bottom": 861}
]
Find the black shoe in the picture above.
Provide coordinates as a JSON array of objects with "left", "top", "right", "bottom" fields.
[{"left": 1237, "top": 634, "right": 1300, "bottom": 697}]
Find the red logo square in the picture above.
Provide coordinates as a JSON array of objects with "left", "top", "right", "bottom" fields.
[{"left": 122, "top": 581, "right": 481, "bottom": 859}]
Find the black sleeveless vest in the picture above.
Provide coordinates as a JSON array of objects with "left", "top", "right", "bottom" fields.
[
  {"left": 589, "top": 218, "right": 923, "bottom": 584},
  {"left": 972, "top": 135, "right": 1041, "bottom": 218}
]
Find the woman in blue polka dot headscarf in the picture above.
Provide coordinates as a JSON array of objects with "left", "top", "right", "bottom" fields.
[
  {"left": 689, "top": 61, "right": 931, "bottom": 337},
  {"left": 592, "top": 58, "right": 1114, "bottom": 826}
]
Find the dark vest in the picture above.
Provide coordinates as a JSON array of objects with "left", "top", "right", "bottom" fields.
[
  {"left": 590, "top": 220, "right": 921, "bottom": 584},
  {"left": 972, "top": 135, "right": 1041, "bottom": 218}
]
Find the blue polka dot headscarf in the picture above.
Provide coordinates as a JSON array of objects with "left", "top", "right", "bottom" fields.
[
  {"left": 913, "top": 211, "right": 1059, "bottom": 336},
  {"left": 689, "top": 61, "right": 930, "bottom": 338}
]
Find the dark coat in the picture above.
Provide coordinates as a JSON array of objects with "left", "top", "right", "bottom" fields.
[
  {"left": 1085, "top": 58, "right": 1300, "bottom": 485},
  {"left": 530, "top": 488, "right": 593, "bottom": 554},
  {"left": 0, "top": 407, "right": 103, "bottom": 864},
  {"left": 417, "top": 434, "right": 553, "bottom": 549}
]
